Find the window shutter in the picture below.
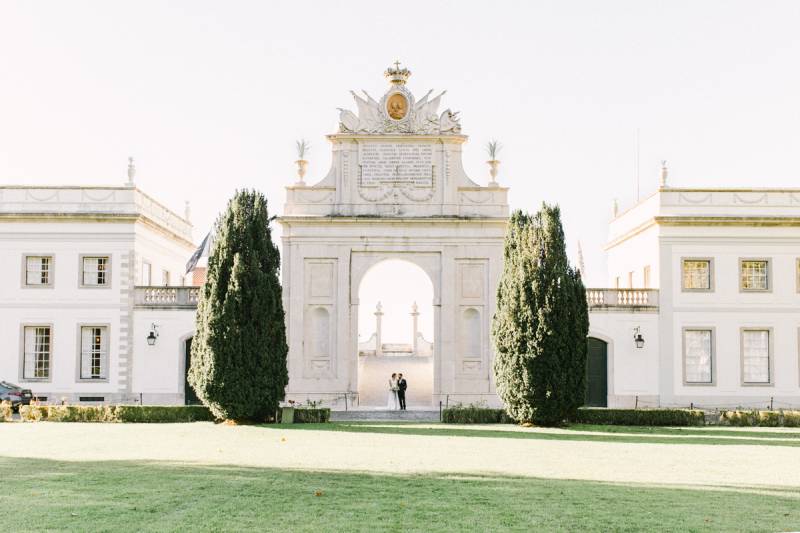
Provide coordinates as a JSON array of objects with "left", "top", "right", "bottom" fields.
[{"left": 81, "top": 327, "right": 93, "bottom": 378}]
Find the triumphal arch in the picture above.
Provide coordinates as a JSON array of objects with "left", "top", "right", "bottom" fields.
[{"left": 280, "top": 63, "right": 509, "bottom": 408}]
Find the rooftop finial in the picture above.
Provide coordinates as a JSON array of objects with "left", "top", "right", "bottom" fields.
[
  {"left": 125, "top": 157, "right": 136, "bottom": 187},
  {"left": 184, "top": 200, "right": 191, "bottom": 222},
  {"left": 577, "top": 240, "right": 586, "bottom": 274},
  {"left": 384, "top": 60, "right": 411, "bottom": 85},
  {"left": 612, "top": 198, "right": 619, "bottom": 218},
  {"left": 660, "top": 160, "right": 669, "bottom": 188}
]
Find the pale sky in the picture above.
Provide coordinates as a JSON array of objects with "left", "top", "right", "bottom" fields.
[{"left": 2, "top": 1, "right": 799, "bottom": 309}]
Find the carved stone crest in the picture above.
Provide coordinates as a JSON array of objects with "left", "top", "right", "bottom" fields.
[{"left": 337, "top": 62, "right": 461, "bottom": 135}]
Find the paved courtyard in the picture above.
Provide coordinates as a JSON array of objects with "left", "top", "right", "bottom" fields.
[{"left": 2, "top": 422, "right": 799, "bottom": 491}]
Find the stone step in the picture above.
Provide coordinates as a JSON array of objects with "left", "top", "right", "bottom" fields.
[{"left": 330, "top": 410, "right": 440, "bottom": 422}]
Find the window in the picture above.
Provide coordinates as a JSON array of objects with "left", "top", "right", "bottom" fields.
[
  {"left": 162, "top": 270, "right": 170, "bottom": 286},
  {"left": 741, "top": 329, "right": 771, "bottom": 384},
  {"left": 740, "top": 259, "right": 770, "bottom": 291},
  {"left": 24, "top": 255, "right": 53, "bottom": 286},
  {"left": 683, "top": 329, "right": 713, "bottom": 384},
  {"left": 796, "top": 259, "right": 800, "bottom": 292},
  {"left": 643, "top": 265, "right": 651, "bottom": 289},
  {"left": 79, "top": 326, "right": 108, "bottom": 380},
  {"left": 81, "top": 256, "right": 110, "bottom": 287},
  {"left": 23, "top": 326, "right": 51, "bottom": 380},
  {"left": 142, "top": 261, "right": 151, "bottom": 285},
  {"left": 682, "top": 259, "right": 712, "bottom": 291}
]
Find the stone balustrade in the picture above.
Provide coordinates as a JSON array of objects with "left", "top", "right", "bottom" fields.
[
  {"left": 134, "top": 286, "right": 200, "bottom": 308},
  {"left": 586, "top": 288, "right": 659, "bottom": 310}
]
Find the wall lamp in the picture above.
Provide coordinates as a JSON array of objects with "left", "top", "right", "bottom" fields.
[
  {"left": 633, "top": 326, "right": 645, "bottom": 349},
  {"left": 146, "top": 323, "right": 159, "bottom": 346}
]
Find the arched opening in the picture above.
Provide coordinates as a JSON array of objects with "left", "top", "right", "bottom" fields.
[
  {"left": 357, "top": 259, "right": 434, "bottom": 408},
  {"left": 585, "top": 337, "right": 608, "bottom": 407}
]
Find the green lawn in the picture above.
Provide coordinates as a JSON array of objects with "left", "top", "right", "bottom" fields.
[
  {"left": 275, "top": 421, "right": 800, "bottom": 447},
  {"left": 1, "top": 456, "right": 799, "bottom": 532}
]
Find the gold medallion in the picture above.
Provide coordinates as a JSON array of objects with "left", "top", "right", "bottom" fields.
[{"left": 386, "top": 93, "right": 408, "bottom": 120}]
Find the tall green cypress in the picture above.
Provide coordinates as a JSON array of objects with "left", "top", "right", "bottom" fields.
[
  {"left": 492, "top": 204, "right": 589, "bottom": 426},
  {"left": 189, "top": 190, "right": 288, "bottom": 422}
]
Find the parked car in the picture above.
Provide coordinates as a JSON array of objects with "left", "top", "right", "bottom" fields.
[{"left": 0, "top": 381, "right": 33, "bottom": 411}]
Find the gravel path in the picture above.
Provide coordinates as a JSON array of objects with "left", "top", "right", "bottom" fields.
[{"left": 1, "top": 422, "right": 799, "bottom": 491}]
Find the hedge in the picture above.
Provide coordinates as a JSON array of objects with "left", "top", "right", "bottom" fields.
[
  {"left": 280, "top": 408, "right": 331, "bottom": 423},
  {"left": 573, "top": 408, "right": 705, "bottom": 426},
  {"left": 17, "top": 405, "right": 215, "bottom": 423},
  {"left": 442, "top": 406, "right": 516, "bottom": 424},
  {"left": 720, "top": 410, "right": 800, "bottom": 427}
]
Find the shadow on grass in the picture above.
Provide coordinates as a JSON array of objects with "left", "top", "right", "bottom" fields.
[
  {"left": 267, "top": 421, "right": 800, "bottom": 447},
  {"left": 0, "top": 456, "right": 798, "bottom": 532}
]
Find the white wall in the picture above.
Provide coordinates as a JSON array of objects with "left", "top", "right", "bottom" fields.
[
  {"left": 0, "top": 220, "right": 134, "bottom": 401},
  {"left": 588, "top": 310, "right": 660, "bottom": 407},
  {"left": 131, "top": 308, "right": 196, "bottom": 404}
]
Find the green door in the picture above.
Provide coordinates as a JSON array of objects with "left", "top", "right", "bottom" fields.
[
  {"left": 184, "top": 338, "right": 201, "bottom": 405},
  {"left": 585, "top": 338, "right": 608, "bottom": 407}
]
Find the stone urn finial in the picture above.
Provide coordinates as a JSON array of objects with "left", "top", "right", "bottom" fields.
[
  {"left": 659, "top": 160, "right": 669, "bottom": 188},
  {"left": 486, "top": 139, "right": 501, "bottom": 188},
  {"left": 295, "top": 139, "right": 310, "bottom": 186},
  {"left": 125, "top": 156, "right": 136, "bottom": 187}
]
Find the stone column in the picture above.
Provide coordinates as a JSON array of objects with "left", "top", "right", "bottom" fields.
[
  {"left": 410, "top": 301, "right": 419, "bottom": 356},
  {"left": 374, "top": 301, "right": 383, "bottom": 356}
]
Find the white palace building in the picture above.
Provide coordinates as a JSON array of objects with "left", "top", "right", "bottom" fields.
[{"left": 1, "top": 65, "right": 799, "bottom": 410}]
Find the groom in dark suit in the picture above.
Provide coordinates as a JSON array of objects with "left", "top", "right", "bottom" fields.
[{"left": 397, "top": 373, "right": 407, "bottom": 410}]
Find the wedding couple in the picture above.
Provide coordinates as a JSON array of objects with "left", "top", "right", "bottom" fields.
[{"left": 387, "top": 372, "right": 407, "bottom": 410}]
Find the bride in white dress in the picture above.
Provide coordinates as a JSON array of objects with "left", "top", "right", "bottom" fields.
[{"left": 387, "top": 373, "right": 399, "bottom": 410}]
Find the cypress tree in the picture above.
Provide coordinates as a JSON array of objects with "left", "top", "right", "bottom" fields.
[
  {"left": 492, "top": 204, "right": 589, "bottom": 426},
  {"left": 188, "top": 189, "right": 288, "bottom": 422}
]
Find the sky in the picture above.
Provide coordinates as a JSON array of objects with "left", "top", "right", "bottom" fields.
[{"left": 2, "top": 1, "right": 799, "bottom": 340}]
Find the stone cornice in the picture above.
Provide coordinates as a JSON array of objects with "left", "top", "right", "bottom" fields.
[
  {"left": 0, "top": 212, "right": 196, "bottom": 249},
  {"left": 278, "top": 215, "right": 508, "bottom": 225},
  {"left": 325, "top": 133, "right": 469, "bottom": 143},
  {"left": 605, "top": 215, "right": 800, "bottom": 250},
  {"left": 654, "top": 216, "right": 800, "bottom": 227}
]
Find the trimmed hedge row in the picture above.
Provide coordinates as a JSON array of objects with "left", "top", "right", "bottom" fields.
[
  {"left": 18, "top": 405, "right": 214, "bottom": 423},
  {"left": 442, "top": 406, "right": 706, "bottom": 426},
  {"left": 278, "top": 408, "right": 331, "bottom": 423},
  {"left": 720, "top": 410, "right": 800, "bottom": 427},
  {"left": 573, "top": 408, "right": 705, "bottom": 426},
  {"left": 442, "top": 406, "right": 516, "bottom": 424}
]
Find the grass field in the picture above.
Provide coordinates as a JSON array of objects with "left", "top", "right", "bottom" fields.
[{"left": 2, "top": 421, "right": 799, "bottom": 532}]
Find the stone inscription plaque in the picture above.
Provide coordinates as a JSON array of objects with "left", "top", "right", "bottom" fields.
[{"left": 359, "top": 143, "right": 433, "bottom": 187}]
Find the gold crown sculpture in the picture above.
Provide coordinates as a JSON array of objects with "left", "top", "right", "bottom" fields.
[{"left": 384, "top": 60, "right": 411, "bottom": 85}]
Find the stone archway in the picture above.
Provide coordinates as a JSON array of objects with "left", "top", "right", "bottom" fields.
[
  {"left": 279, "top": 65, "right": 509, "bottom": 409},
  {"left": 352, "top": 257, "right": 437, "bottom": 407}
]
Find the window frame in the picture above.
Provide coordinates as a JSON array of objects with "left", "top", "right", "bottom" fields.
[
  {"left": 21, "top": 254, "right": 55, "bottom": 289},
  {"left": 76, "top": 323, "right": 111, "bottom": 383},
  {"left": 680, "top": 257, "right": 714, "bottom": 292},
  {"left": 78, "top": 254, "right": 112, "bottom": 289},
  {"left": 738, "top": 257, "right": 772, "bottom": 293},
  {"left": 142, "top": 260, "right": 152, "bottom": 286},
  {"left": 682, "top": 327, "right": 716, "bottom": 386},
  {"left": 740, "top": 327, "right": 774, "bottom": 386},
  {"left": 19, "top": 324, "right": 54, "bottom": 383},
  {"left": 796, "top": 258, "right": 800, "bottom": 293}
]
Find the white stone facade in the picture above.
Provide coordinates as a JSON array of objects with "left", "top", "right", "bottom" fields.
[
  {"left": 602, "top": 187, "right": 800, "bottom": 409},
  {"left": 280, "top": 66, "right": 509, "bottom": 408},
  {"left": 0, "top": 185, "right": 195, "bottom": 404}
]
